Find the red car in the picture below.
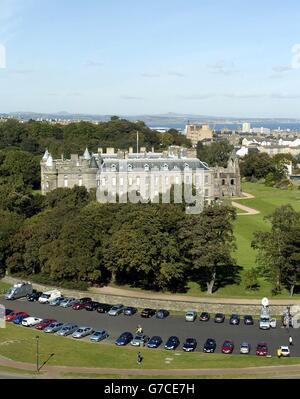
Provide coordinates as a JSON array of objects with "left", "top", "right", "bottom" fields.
[
  {"left": 72, "top": 297, "right": 92, "bottom": 310},
  {"left": 35, "top": 319, "right": 56, "bottom": 330},
  {"left": 5, "top": 311, "right": 28, "bottom": 322},
  {"left": 222, "top": 340, "right": 234, "bottom": 354},
  {"left": 256, "top": 343, "right": 268, "bottom": 356}
]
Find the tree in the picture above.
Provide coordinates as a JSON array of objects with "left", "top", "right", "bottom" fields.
[
  {"left": 196, "top": 141, "right": 234, "bottom": 167},
  {"left": 244, "top": 268, "right": 259, "bottom": 290},
  {"left": 252, "top": 205, "right": 300, "bottom": 295},
  {"left": 240, "top": 152, "right": 276, "bottom": 180},
  {"left": 179, "top": 205, "right": 237, "bottom": 294}
]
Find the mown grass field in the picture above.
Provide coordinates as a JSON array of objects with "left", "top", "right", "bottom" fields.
[{"left": 0, "top": 324, "right": 299, "bottom": 370}]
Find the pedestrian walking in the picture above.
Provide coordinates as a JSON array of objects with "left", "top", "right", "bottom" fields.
[
  {"left": 137, "top": 351, "right": 143, "bottom": 365},
  {"left": 277, "top": 348, "right": 282, "bottom": 358},
  {"left": 289, "top": 336, "right": 293, "bottom": 346}
]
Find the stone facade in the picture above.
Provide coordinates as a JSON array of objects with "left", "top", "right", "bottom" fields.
[
  {"left": 185, "top": 124, "right": 213, "bottom": 146},
  {"left": 41, "top": 146, "right": 241, "bottom": 200}
]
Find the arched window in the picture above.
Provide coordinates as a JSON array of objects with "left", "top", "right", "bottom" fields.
[
  {"left": 163, "top": 163, "right": 169, "bottom": 171},
  {"left": 231, "top": 179, "right": 235, "bottom": 185},
  {"left": 221, "top": 179, "right": 225, "bottom": 186},
  {"left": 111, "top": 164, "right": 117, "bottom": 172},
  {"left": 64, "top": 175, "right": 68, "bottom": 188}
]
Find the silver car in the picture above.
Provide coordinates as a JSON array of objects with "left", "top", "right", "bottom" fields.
[
  {"left": 59, "top": 297, "right": 77, "bottom": 308},
  {"left": 130, "top": 334, "right": 150, "bottom": 347},
  {"left": 49, "top": 297, "right": 65, "bottom": 306},
  {"left": 90, "top": 330, "right": 109, "bottom": 342},
  {"left": 72, "top": 327, "right": 94, "bottom": 339},
  {"left": 56, "top": 323, "right": 78, "bottom": 336},
  {"left": 44, "top": 322, "right": 64, "bottom": 333},
  {"left": 185, "top": 311, "right": 197, "bottom": 322},
  {"left": 108, "top": 304, "right": 124, "bottom": 316},
  {"left": 240, "top": 342, "right": 251, "bottom": 354}
]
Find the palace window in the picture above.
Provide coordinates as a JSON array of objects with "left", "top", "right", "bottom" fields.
[
  {"left": 221, "top": 179, "right": 225, "bottom": 186},
  {"left": 78, "top": 176, "right": 83, "bottom": 186},
  {"left": 231, "top": 179, "right": 235, "bottom": 185},
  {"left": 144, "top": 164, "right": 150, "bottom": 171},
  {"left": 205, "top": 189, "right": 209, "bottom": 197},
  {"left": 128, "top": 164, "right": 133, "bottom": 171},
  {"left": 64, "top": 175, "right": 68, "bottom": 187},
  {"left": 163, "top": 163, "right": 169, "bottom": 171},
  {"left": 111, "top": 164, "right": 117, "bottom": 172},
  {"left": 205, "top": 175, "right": 209, "bottom": 184}
]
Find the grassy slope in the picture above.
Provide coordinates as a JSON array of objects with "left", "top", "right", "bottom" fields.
[{"left": 0, "top": 324, "right": 299, "bottom": 370}]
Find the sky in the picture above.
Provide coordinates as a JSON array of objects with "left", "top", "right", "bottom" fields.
[{"left": 0, "top": 0, "right": 300, "bottom": 117}]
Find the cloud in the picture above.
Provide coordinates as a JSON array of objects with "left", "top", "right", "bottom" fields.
[
  {"left": 121, "top": 95, "right": 145, "bottom": 100},
  {"left": 223, "top": 93, "right": 265, "bottom": 99},
  {"left": 67, "top": 92, "right": 82, "bottom": 97},
  {"left": 179, "top": 94, "right": 216, "bottom": 100},
  {"left": 272, "top": 65, "right": 293, "bottom": 73},
  {"left": 141, "top": 73, "right": 160, "bottom": 78},
  {"left": 84, "top": 60, "right": 104, "bottom": 68},
  {"left": 208, "top": 60, "right": 238, "bottom": 75},
  {"left": 167, "top": 71, "right": 186, "bottom": 77},
  {"left": 270, "top": 93, "right": 300, "bottom": 99}
]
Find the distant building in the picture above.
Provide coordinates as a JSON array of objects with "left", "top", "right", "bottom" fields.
[
  {"left": 242, "top": 122, "right": 251, "bottom": 133},
  {"left": 185, "top": 123, "right": 213, "bottom": 146}
]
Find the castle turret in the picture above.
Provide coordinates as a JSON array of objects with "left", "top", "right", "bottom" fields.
[
  {"left": 42, "top": 149, "right": 49, "bottom": 161},
  {"left": 83, "top": 147, "right": 91, "bottom": 160}
]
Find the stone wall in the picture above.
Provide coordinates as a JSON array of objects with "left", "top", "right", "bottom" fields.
[{"left": 2, "top": 276, "right": 292, "bottom": 315}]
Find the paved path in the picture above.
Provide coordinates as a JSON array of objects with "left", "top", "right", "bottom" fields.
[
  {"left": 231, "top": 192, "right": 260, "bottom": 216},
  {"left": 1, "top": 355, "right": 300, "bottom": 378}
]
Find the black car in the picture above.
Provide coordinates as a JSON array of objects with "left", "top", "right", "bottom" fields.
[
  {"left": 156, "top": 309, "right": 169, "bottom": 319},
  {"left": 214, "top": 313, "right": 225, "bottom": 323},
  {"left": 123, "top": 306, "right": 138, "bottom": 316},
  {"left": 85, "top": 301, "right": 100, "bottom": 311},
  {"left": 141, "top": 308, "right": 156, "bottom": 318},
  {"left": 27, "top": 291, "right": 42, "bottom": 302},
  {"left": 203, "top": 338, "right": 217, "bottom": 353},
  {"left": 229, "top": 314, "right": 240, "bottom": 325},
  {"left": 244, "top": 315, "right": 254, "bottom": 325},
  {"left": 147, "top": 336, "right": 163, "bottom": 348},
  {"left": 164, "top": 336, "right": 180, "bottom": 350},
  {"left": 199, "top": 312, "right": 210, "bottom": 321},
  {"left": 97, "top": 303, "right": 113, "bottom": 313},
  {"left": 115, "top": 332, "right": 133, "bottom": 346},
  {"left": 183, "top": 338, "right": 197, "bottom": 352}
]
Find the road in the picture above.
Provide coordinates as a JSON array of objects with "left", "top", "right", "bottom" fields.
[{"left": 1, "top": 297, "right": 299, "bottom": 356}]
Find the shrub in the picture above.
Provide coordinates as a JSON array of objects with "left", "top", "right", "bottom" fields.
[{"left": 244, "top": 268, "right": 260, "bottom": 290}]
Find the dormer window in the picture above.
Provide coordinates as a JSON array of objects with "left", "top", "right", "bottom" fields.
[
  {"left": 163, "top": 163, "right": 169, "bottom": 171},
  {"left": 111, "top": 164, "right": 117, "bottom": 172},
  {"left": 128, "top": 164, "right": 133, "bottom": 171},
  {"left": 144, "top": 164, "right": 150, "bottom": 171},
  {"left": 184, "top": 163, "right": 190, "bottom": 170}
]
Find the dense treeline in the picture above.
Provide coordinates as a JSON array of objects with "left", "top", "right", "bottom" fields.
[
  {"left": 0, "top": 117, "right": 191, "bottom": 158},
  {"left": 0, "top": 186, "right": 237, "bottom": 293}
]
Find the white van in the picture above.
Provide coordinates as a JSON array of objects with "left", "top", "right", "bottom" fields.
[{"left": 38, "top": 290, "right": 61, "bottom": 304}]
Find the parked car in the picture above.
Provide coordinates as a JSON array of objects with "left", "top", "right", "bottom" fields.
[
  {"left": 72, "top": 326, "right": 94, "bottom": 339},
  {"left": 5, "top": 282, "right": 33, "bottom": 300},
  {"left": 56, "top": 323, "right": 78, "bottom": 336},
  {"left": 141, "top": 308, "right": 156, "bottom": 318},
  {"left": 156, "top": 309, "right": 169, "bottom": 319},
  {"left": 256, "top": 343, "right": 268, "bottom": 356},
  {"left": 13, "top": 313, "right": 29, "bottom": 324},
  {"left": 279, "top": 345, "right": 290, "bottom": 357},
  {"left": 229, "top": 314, "right": 240, "bottom": 325},
  {"left": 203, "top": 338, "right": 217, "bottom": 353},
  {"left": 199, "top": 312, "right": 210, "bottom": 322},
  {"left": 43, "top": 322, "right": 64, "bottom": 333},
  {"left": 22, "top": 317, "right": 43, "bottom": 327},
  {"left": 147, "top": 336, "right": 162, "bottom": 348},
  {"left": 27, "top": 291, "right": 42, "bottom": 302},
  {"left": 85, "top": 301, "right": 100, "bottom": 311},
  {"left": 123, "top": 306, "right": 138, "bottom": 316},
  {"left": 164, "top": 336, "right": 180, "bottom": 350},
  {"left": 214, "top": 313, "right": 225, "bottom": 323},
  {"left": 115, "top": 332, "right": 133, "bottom": 346},
  {"left": 35, "top": 319, "right": 56, "bottom": 330},
  {"left": 244, "top": 315, "right": 254, "bottom": 325},
  {"left": 90, "top": 330, "right": 109, "bottom": 342},
  {"left": 6, "top": 311, "right": 28, "bottom": 322},
  {"left": 185, "top": 311, "right": 197, "bottom": 322},
  {"left": 38, "top": 290, "right": 61, "bottom": 304},
  {"left": 108, "top": 304, "right": 124, "bottom": 316},
  {"left": 96, "top": 303, "right": 113, "bottom": 313},
  {"left": 4, "top": 309, "right": 13, "bottom": 317},
  {"left": 72, "top": 297, "right": 92, "bottom": 310},
  {"left": 183, "top": 338, "right": 197, "bottom": 352},
  {"left": 131, "top": 334, "right": 150, "bottom": 347},
  {"left": 222, "top": 340, "right": 234, "bottom": 354},
  {"left": 60, "top": 297, "right": 77, "bottom": 308},
  {"left": 49, "top": 297, "right": 65, "bottom": 306},
  {"left": 240, "top": 342, "right": 251, "bottom": 354}
]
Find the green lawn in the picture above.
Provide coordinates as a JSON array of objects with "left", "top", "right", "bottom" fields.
[
  {"left": 0, "top": 324, "right": 299, "bottom": 370},
  {"left": 0, "top": 281, "right": 10, "bottom": 296}
]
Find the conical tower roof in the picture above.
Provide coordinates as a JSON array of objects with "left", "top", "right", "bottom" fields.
[
  {"left": 46, "top": 154, "right": 53, "bottom": 167},
  {"left": 89, "top": 156, "right": 98, "bottom": 169},
  {"left": 42, "top": 149, "right": 49, "bottom": 161},
  {"left": 83, "top": 147, "right": 91, "bottom": 160}
]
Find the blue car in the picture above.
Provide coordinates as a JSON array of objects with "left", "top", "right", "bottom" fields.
[
  {"left": 147, "top": 336, "right": 163, "bottom": 348},
  {"left": 90, "top": 330, "right": 109, "bottom": 342},
  {"left": 13, "top": 315, "right": 28, "bottom": 325},
  {"left": 115, "top": 332, "right": 133, "bottom": 346}
]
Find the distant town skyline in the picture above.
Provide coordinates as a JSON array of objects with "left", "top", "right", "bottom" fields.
[{"left": 0, "top": 0, "right": 300, "bottom": 117}]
